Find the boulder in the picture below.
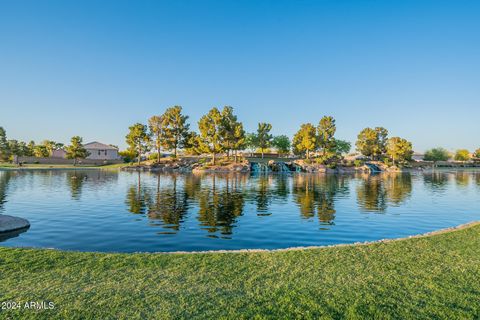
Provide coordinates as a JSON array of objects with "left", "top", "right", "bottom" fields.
[{"left": 0, "top": 215, "right": 30, "bottom": 233}]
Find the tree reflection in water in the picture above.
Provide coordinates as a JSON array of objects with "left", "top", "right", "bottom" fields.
[
  {"left": 292, "top": 174, "right": 348, "bottom": 224},
  {"left": 197, "top": 175, "right": 245, "bottom": 238},
  {"left": 0, "top": 171, "right": 11, "bottom": 212},
  {"left": 356, "top": 173, "right": 412, "bottom": 213},
  {"left": 146, "top": 174, "right": 195, "bottom": 233},
  {"left": 120, "top": 171, "right": 449, "bottom": 237}
]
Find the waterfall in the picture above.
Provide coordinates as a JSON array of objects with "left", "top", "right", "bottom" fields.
[
  {"left": 251, "top": 162, "right": 270, "bottom": 173},
  {"left": 365, "top": 163, "right": 381, "bottom": 173}
]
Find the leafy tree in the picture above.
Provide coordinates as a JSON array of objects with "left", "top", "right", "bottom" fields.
[
  {"left": 148, "top": 115, "right": 166, "bottom": 163},
  {"left": 162, "top": 106, "right": 190, "bottom": 158},
  {"left": 231, "top": 122, "right": 246, "bottom": 163},
  {"left": 292, "top": 123, "right": 316, "bottom": 159},
  {"left": 272, "top": 135, "right": 291, "bottom": 154},
  {"left": 41, "top": 140, "right": 64, "bottom": 156},
  {"left": 386, "top": 137, "right": 413, "bottom": 165},
  {"left": 7, "top": 140, "right": 20, "bottom": 158},
  {"left": 255, "top": 122, "right": 273, "bottom": 158},
  {"left": 220, "top": 106, "right": 245, "bottom": 161},
  {"left": 0, "top": 127, "right": 10, "bottom": 161},
  {"left": 245, "top": 133, "right": 257, "bottom": 153},
  {"left": 333, "top": 139, "right": 351, "bottom": 155},
  {"left": 198, "top": 107, "right": 224, "bottom": 164},
  {"left": 317, "top": 116, "right": 336, "bottom": 157},
  {"left": 34, "top": 145, "right": 49, "bottom": 158},
  {"left": 184, "top": 132, "right": 203, "bottom": 155},
  {"left": 25, "top": 141, "right": 36, "bottom": 157},
  {"left": 356, "top": 127, "right": 389, "bottom": 160},
  {"left": 424, "top": 148, "right": 450, "bottom": 164},
  {"left": 474, "top": 148, "right": 480, "bottom": 159},
  {"left": 454, "top": 149, "right": 471, "bottom": 162},
  {"left": 126, "top": 123, "right": 150, "bottom": 165},
  {"left": 118, "top": 149, "right": 137, "bottom": 163},
  {"left": 65, "top": 136, "right": 90, "bottom": 165}
]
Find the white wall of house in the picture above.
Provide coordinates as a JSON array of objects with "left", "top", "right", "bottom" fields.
[{"left": 86, "top": 148, "right": 119, "bottom": 160}]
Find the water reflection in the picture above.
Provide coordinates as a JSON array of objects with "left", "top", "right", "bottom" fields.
[
  {"left": 292, "top": 175, "right": 348, "bottom": 224},
  {"left": 0, "top": 171, "right": 11, "bottom": 212},
  {"left": 2, "top": 169, "right": 480, "bottom": 252}
]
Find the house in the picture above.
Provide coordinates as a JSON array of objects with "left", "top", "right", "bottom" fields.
[{"left": 84, "top": 142, "right": 120, "bottom": 160}]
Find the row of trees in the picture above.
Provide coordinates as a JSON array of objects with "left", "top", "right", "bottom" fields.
[
  {"left": 424, "top": 147, "right": 480, "bottom": 162},
  {"left": 291, "top": 116, "right": 351, "bottom": 161},
  {"left": 125, "top": 106, "right": 294, "bottom": 164},
  {"left": 0, "top": 127, "right": 89, "bottom": 165}
]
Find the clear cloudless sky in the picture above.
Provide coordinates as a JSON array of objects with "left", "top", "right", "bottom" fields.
[{"left": 0, "top": 0, "right": 479, "bottom": 152}]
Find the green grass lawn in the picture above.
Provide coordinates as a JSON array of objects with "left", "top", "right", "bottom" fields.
[{"left": 1, "top": 224, "right": 480, "bottom": 319}]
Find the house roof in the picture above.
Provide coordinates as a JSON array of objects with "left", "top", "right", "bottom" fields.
[{"left": 84, "top": 141, "right": 118, "bottom": 150}]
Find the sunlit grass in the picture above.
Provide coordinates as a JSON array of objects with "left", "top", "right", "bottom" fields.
[{"left": 1, "top": 223, "right": 479, "bottom": 319}]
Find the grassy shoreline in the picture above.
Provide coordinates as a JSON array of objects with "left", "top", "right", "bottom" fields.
[{"left": 1, "top": 223, "right": 480, "bottom": 319}]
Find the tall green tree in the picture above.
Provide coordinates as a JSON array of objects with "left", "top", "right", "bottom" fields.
[
  {"left": 474, "top": 148, "right": 480, "bottom": 159},
  {"left": 198, "top": 107, "right": 224, "bottom": 164},
  {"left": 255, "top": 122, "right": 273, "bottom": 158},
  {"left": 7, "top": 140, "right": 19, "bottom": 156},
  {"left": 126, "top": 123, "right": 150, "bottom": 165},
  {"left": 356, "top": 127, "right": 389, "bottom": 160},
  {"left": 317, "top": 116, "right": 336, "bottom": 157},
  {"left": 424, "top": 148, "right": 450, "bottom": 166},
  {"left": 272, "top": 135, "right": 291, "bottom": 154},
  {"left": 34, "top": 145, "right": 49, "bottom": 158},
  {"left": 220, "top": 106, "right": 244, "bottom": 160},
  {"left": 333, "top": 139, "right": 351, "bottom": 156},
  {"left": 292, "top": 123, "right": 316, "bottom": 159},
  {"left": 454, "top": 149, "right": 471, "bottom": 162},
  {"left": 41, "top": 140, "right": 63, "bottom": 156},
  {"left": 162, "top": 106, "right": 190, "bottom": 157},
  {"left": 148, "top": 115, "right": 166, "bottom": 163},
  {"left": 65, "top": 136, "right": 90, "bottom": 166},
  {"left": 231, "top": 123, "right": 246, "bottom": 163},
  {"left": 0, "top": 127, "right": 10, "bottom": 161},
  {"left": 25, "top": 141, "right": 36, "bottom": 157},
  {"left": 386, "top": 137, "right": 413, "bottom": 165}
]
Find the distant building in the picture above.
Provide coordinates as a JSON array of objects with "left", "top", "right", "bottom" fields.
[{"left": 84, "top": 142, "right": 120, "bottom": 160}]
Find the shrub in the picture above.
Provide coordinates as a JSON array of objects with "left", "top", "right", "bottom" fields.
[{"left": 354, "top": 159, "right": 364, "bottom": 167}]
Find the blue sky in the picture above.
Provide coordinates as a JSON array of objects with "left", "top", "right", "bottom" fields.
[{"left": 1, "top": 0, "right": 479, "bottom": 152}]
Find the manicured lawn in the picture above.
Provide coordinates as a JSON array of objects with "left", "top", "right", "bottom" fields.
[{"left": 1, "top": 224, "right": 480, "bottom": 319}]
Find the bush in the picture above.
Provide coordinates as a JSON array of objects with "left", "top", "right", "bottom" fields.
[
  {"left": 354, "top": 159, "right": 364, "bottom": 167},
  {"left": 327, "top": 162, "right": 337, "bottom": 169}
]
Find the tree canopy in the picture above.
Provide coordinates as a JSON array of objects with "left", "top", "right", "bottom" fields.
[
  {"left": 454, "top": 149, "right": 471, "bottom": 162},
  {"left": 356, "top": 127, "right": 388, "bottom": 160},
  {"left": 126, "top": 123, "right": 150, "bottom": 164},
  {"left": 386, "top": 137, "right": 413, "bottom": 165},
  {"left": 424, "top": 148, "right": 450, "bottom": 162},
  {"left": 292, "top": 123, "right": 316, "bottom": 159},
  {"left": 65, "top": 136, "right": 89, "bottom": 165},
  {"left": 162, "top": 106, "right": 190, "bottom": 157},
  {"left": 198, "top": 107, "right": 224, "bottom": 164},
  {"left": 272, "top": 135, "right": 291, "bottom": 154},
  {"left": 254, "top": 123, "right": 273, "bottom": 158}
]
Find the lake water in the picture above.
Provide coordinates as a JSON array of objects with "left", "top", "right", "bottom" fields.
[{"left": 0, "top": 169, "right": 479, "bottom": 252}]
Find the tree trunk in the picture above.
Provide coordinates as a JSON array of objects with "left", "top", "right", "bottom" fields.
[
  {"left": 138, "top": 146, "right": 141, "bottom": 165},
  {"left": 261, "top": 148, "right": 264, "bottom": 159},
  {"left": 157, "top": 148, "right": 161, "bottom": 164},
  {"left": 174, "top": 147, "right": 177, "bottom": 158},
  {"left": 306, "top": 150, "right": 310, "bottom": 159},
  {"left": 212, "top": 152, "right": 216, "bottom": 165},
  {"left": 234, "top": 150, "right": 238, "bottom": 163}
]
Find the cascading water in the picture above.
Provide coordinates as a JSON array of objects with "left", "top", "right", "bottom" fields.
[
  {"left": 251, "top": 162, "right": 270, "bottom": 173},
  {"left": 365, "top": 163, "right": 381, "bottom": 173}
]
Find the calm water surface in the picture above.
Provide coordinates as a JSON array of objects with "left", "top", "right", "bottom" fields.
[{"left": 0, "top": 169, "right": 479, "bottom": 252}]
